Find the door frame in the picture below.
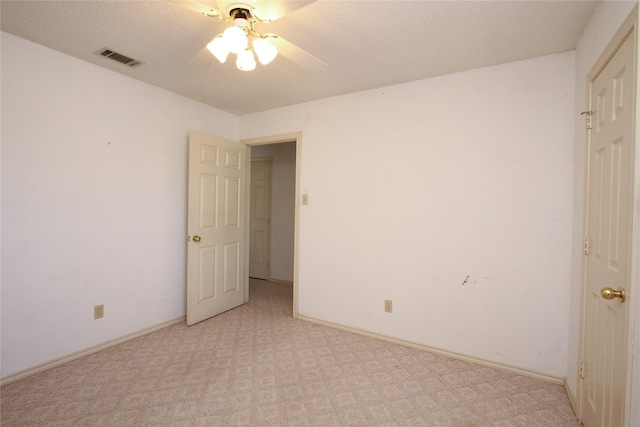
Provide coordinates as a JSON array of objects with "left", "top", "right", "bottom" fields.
[
  {"left": 577, "top": 8, "right": 639, "bottom": 426},
  {"left": 242, "top": 132, "right": 302, "bottom": 317}
]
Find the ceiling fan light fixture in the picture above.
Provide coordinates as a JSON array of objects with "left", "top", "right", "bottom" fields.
[
  {"left": 223, "top": 24, "right": 248, "bottom": 54},
  {"left": 207, "top": 35, "right": 230, "bottom": 63},
  {"left": 236, "top": 49, "right": 256, "bottom": 71},
  {"left": 202, "top": 6, "right": 284, "bottom": 71},
  {"left": 253, "top": 37, "right": 277, "bottom": 65}
]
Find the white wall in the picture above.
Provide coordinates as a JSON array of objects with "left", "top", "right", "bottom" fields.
[
  {"left": 241, "top": 52, "right": 576, "bottom": 377},
  {"left": 251, "top": 142, "right": 296, "bottom": 282},
  {"left": 568, "top": 0, "right": 639, "bottom": 407},
  {"left": 0, "top": 33, "right": 238, "bottom": 377}
]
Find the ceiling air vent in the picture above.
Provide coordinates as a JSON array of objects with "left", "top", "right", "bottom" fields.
[{"left": 96, "top": 48, "right": 141, "bottom": 68}]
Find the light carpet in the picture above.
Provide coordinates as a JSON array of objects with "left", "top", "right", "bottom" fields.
[{"left": 1, "top": 280, "right": 580, "bottom": 426}]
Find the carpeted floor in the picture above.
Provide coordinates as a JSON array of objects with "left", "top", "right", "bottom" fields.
[{"left": 1, "top": 279, "right": 581, "bottom": 426}]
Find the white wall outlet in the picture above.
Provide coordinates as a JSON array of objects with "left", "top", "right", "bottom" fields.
[{"left": 302, "top": 194, "right": 309, "bottom": 205}]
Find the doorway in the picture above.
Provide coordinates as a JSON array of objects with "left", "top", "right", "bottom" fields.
[{"left": 244, "top": 133, "right": 301, "bottom": 317}]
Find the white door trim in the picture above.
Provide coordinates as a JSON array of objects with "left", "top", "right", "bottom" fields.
[
  {"left": 578, "top": 7, "right": 638, "bottom": 426},
  {"left": 242, "top": 132, "right": 302, "bottom": 318}
]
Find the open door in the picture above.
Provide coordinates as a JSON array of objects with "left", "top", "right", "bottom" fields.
[
  {"left": 249, "top": 159, "right": 272, "bottom": 280},
  {"left": 186, "top": 130, "right": 248, "bottom": 326}
]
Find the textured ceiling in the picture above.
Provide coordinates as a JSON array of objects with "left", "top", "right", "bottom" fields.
[{"left": 1, "top": 0, "right": 598, "bottom": 115}]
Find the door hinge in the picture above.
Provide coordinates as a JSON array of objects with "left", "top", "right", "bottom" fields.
[
  {"left": 581, "top": 111, "right": 593, "bottom": 130},
  {"left": 579, "top": 360, "right": 585, "bottom": 379},
  {"left": 583, "top": 238, "right": 590, "bottom": 255}
]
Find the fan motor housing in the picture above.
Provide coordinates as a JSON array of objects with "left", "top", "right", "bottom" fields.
[
  {"left": 229, "top": 7, "right": 251, "bottom": 20},
  {"left": 218, "top": 1, "right": 256, "bottom": 18}
]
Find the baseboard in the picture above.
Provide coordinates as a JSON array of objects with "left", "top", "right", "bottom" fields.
[
  {"left": 269, "top": 278, "right": 293, "bottom": 286},
  {"left": 297, "top": 314, "right": 565, "bottom": 385},
  {"left": 3, "top": 313, "right": 569, "bottom": 389},
  {"left": 564, "top": 379, "right": 580, "bottom": 419},
  {"left": 1, "top": 316, "right": 185, "bottom": 386}
]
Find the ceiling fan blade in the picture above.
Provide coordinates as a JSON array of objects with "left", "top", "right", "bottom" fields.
[
  {"left": 171, "top": 0, "right": 221, "bottom": 17},
  {"left": 190, "top": 45, "right": 216, "bottom": 66},
  {"left": 271, "top": 36, "right": 328, "bottom": 72},
  {"left": 252, "top": 0, "right": 316, "bottom": 22}
]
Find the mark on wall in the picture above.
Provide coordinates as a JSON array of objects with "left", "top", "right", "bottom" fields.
[{"left": 461, "top": 275, "right": 479, "bottom": 286}]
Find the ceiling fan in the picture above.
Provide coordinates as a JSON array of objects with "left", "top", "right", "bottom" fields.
[{"left": 176, "top": 0, "right": 328, "bottom": 72}]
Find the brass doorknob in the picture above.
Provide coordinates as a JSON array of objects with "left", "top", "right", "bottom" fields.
[
  {"left": 601, "top": 287, "right": 625, "bottom": 303},
  {"left": 193, "top": 235, "right": 201, "bottom": 242}
]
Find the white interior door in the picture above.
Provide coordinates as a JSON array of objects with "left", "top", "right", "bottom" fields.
[
  {"left": 186, "top": 130, "right": 247, "bottom": 326},
  {"left": 580, "top": 26, "right": 636, "bottom": 427},
  {"left": 249, "top": 159, "right": 271, "bottom": 279}
]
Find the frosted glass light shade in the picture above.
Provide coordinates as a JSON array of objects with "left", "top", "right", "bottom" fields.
[
  {"left": 236, "top": 49, "right": 256, "bottom": 71},
  {"left": 253, "top": 38, "right": 278, "bottom": 65},
  {"left": 223, "top": 25, "right": 248, "bottom": 54},
  {"left": 207, "top": 36, "right": 229, "bottom": 63}
]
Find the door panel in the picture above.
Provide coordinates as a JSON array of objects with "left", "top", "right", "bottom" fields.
[
  {"left": 223, "top": 242, "right": 240, "bottom": 293},
  {"left": 225, "top": 176, "right": 240, "bottom": 227},
  {"left": 581, "top": 28, "right": 635, "bottom": 427},
  {"left": 198, "top": 245, "right": 217, "bottom": 300},
  {"left": 187, "top": 130, "right": 247, "bottom": 326},
  {"left": 200, "top": 174, "right": 217, "bottom": 228}
]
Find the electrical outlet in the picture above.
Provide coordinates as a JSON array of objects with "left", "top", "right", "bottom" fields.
[
  {"left": 94, "top": 304, "right": 104, "bottom": 320},
  {"left": 384, "top": 299, "right": 392, "bottom": 313},
  {"left": 302, "top": 194, "right": 309, "bottom": 205}
]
